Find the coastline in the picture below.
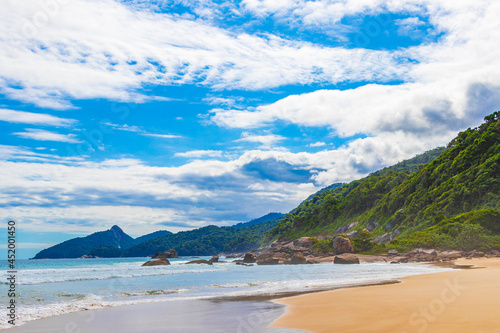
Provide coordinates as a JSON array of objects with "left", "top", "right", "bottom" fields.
[
  {"left": 2, "top": 260, "right": 452, "bottom": 333},
  {"left": 270, "top": 258, "right": 500, "bottom": 333}
]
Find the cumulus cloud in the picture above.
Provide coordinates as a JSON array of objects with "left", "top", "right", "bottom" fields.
[
  {"left": 211, "top": 0, "right": 500, "bottom": 169},
  {"left": 0, "top": 148, "right": 323, "bottom": 233},
  {"left": 308, "top": 142, "right": 326, "bottom": 147},
  {"left": 0, "top": 0, "right": 407, "bottom": 108}
]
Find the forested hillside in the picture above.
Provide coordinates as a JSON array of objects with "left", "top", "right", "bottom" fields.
[{"left": 265, "top": 112, "right": 500, "bottom": 251}]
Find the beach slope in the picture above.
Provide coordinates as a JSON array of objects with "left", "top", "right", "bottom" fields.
[{"left": 271, "top": 258, "right": 500, "bottom": 333}]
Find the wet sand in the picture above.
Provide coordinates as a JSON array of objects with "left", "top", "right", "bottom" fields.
[
  {"left": 270, "top": 258, "right": 500, "bottom": 333},
  {"left": 5, "top": 299, "right": 305, "bottom": 333}
]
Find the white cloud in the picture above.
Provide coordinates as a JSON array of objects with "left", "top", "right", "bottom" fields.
[
  {"left": 0, "top": 108, "right": 75, "bottom": 126},
  {"left": 235, "top": 132, "right": 285, "bottom": 148},
  {"left": 211, "top": 0, "right": 500, "bottom": 162},
  {"left": 13, "top": 129, "right": 82, "bottom": 143},
  {"left": 0, "top": 0, "right": 407, "bottom": 108},
  {"left": 308, "top": 142, "right": 326, "bottom": 147},
  {"left": 103, "top": 122, "right": 182, "bottom": 138},
  {"left": 174, "top": 150, "right": 223, "bottom": 158}
]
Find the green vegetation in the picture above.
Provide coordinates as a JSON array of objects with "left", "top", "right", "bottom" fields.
[
  {"left": 33, "top": 225, "right": 135, "bottom": 259},
  {"left": 122, "top": 216, "right": 283, "bottom": 257},
  {"left": 265, "top": 112, "right": 500, "bottom": 251},
  {"left": 310, "top": 238, "right": 334, "bottom": 253},
  {"left": 88, "top": 245, "right": 123, "bottom": 258}
]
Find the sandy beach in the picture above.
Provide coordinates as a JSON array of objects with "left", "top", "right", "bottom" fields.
[{"left": 271, "top": 258, "right": 500, "bottom": 333}]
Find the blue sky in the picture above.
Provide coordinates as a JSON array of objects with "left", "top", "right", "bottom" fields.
[{"left": 1, "top": 0, "right": 500, "bottom": 258}]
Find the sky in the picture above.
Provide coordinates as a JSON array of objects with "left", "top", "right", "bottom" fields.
[{"left": 1, "top": 0, "right": 500, "bottom": 258}]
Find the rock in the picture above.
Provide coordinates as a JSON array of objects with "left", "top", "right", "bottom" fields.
[
  {"left": 235, "top": 262, "right": 253, "bottom": 266},
  {"left": 366, "top": 221, "right": 379, "bottom": 231},
  {"left": 256, "top": 253, "right": 281, "bottom": 265},
  {"left": 336, "top": 222, "right": 359, "bottom": 234},
  {"left": 79, "top": 254, "right": 98, "bottom": 259},
  {"left": 356, "top": 254, "right": 387, "bottom": 263},
  {"left": 243, "top": 252, "right": 257, "bottom": 263},
  {"left": 332, "top": 235, "right": 354, "bottom": 254},
  {"left": 384, "top": 224, "right": 392, "bottom": 232},
  {"left": 224, "top": 254, "right": 242, "bottom": 259},
  {"left": 288, "top": 254, "right": 307, "bottom": 265},
  {"left": 142, "top": 258, "right": 170, "bottom": 266},
  {"left": 388, "top": 249, "right": 399, "bottom": 256},
  {"left": 334, "top": 253, "right": 360, "bottom": 264},
  {"left": 293, "top": 237, "right": 314, "bottom": 248},
  {"left": 487, "top": 249, "right": 500, "bottom": 256},
  {"left": 186, "top": 259, "right": 213, "bottom": 265},
  {"left": 257, "top": 257, "right": 280, "bottom": 265},
  {"left": 152, "top": 249, "right": 178, "bottom": 259},
  {"left": 464, "top": 250, "right": 485, "bottom": 258},
  {"left": 373, "top": 232, "right": 396, "bottom": 244},
  {"left": 209, "top": 255, "right": 219, "bottom": 263}
]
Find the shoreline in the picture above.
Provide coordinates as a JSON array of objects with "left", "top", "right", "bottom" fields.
[
  {"left": 270, "top": 258, "right": 500, "bottom": 333},
  {"left": 2, "top": 261, "right": 451, "bottom": 332}
]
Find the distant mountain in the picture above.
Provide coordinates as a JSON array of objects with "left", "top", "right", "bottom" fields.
[
  {"left": 33, "top": 225, "right": 136, "bottom": 259},
  {"left": 133, "top": 230, "right": 172, "bottom": 244},
  {"left": 121, "top": 214, "right": 284, "bottom": 257},
  {"left": 265, "top": 112, "right": 500, "bottom": 252},
  {"left": 232, "top": 212, "right": 283, "bottom": 229}
]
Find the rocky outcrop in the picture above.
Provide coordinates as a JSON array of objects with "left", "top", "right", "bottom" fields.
[
  {"left": 186, "top": 259, "right": 213, "bottom": 265},
  {"left": 288, "top": 254, "right": 306, "bottom": 265},
  {"left": 366, "top": 221, "right": 379, "bottom": 231},
  {"left": 335, "top": 222, "right": 359, "bottom": 234},
  {"left": 209, "top": 255, "right": 219, "bottom": 263},
  {"left": 293, "top": 237, "right": 314, "bottom": 248},
  {"left": 152, "top": 249, "right": 178, "bottom": 259},
  {"left": 334, "top": 253, "right": 360, "bottom": 264},
  {"left": 332, "top": 235, "right": 354, "bottom": 254},
  {"left": 373, "top": 232, "right": 396, "bottom": 244},
  {"left": 243, "top": 252, "right": 257, "bottom": 263},
  {"left": 388, "top": 249, "right": 399, "bottom": 256},
  {"left": 142, "top": 258, "right": 170, "bottom": 266},
  {"left": 79, "top": 254, "right": 98, "bottom": 259}
]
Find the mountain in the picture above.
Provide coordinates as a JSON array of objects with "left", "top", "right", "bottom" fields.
[
  {"left": 33, "top": 225, "right": 136, "bottom": 259},
  {"left": 133, "top": 230, "right": 172, "bottom": 244},
  {"left": 232, "top": 212, "right": 283, "bottom": 229},
  {"left": 121, "top": 215, "right": 284, "bottom": 257},
  {"left": 264, "top": 112, "right": 500, "bottom": 251}
]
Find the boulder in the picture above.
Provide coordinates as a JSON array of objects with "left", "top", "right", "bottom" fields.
[
  {"left": 288, "top": 254, "right": 307, "bottom": 265},
  {"left": 257, "top": 257, "right": 280, "bottom": 265},
  {"left": 334, "top": 253, "right": 360, "bottom": 264},
  {"left": 243, "top": 252, "right": 257, "bottom": 263},
  {"left": 388, "top": 249, "right": 399, "bottom": 256},
  {"left": 256, "top": 253, "right": 281, "bottom": 265},
  {"left": 186, "top": 259, "right": 213, "bottom": 265},
  {"left": 152, "top": 249, "right": 178, "bottom": 259},
  {"left": 142, "top": 258, "right": 170, "bottom": 266},
  {"left": 79, "top": 254, "right": 98, "bottom": 259},
  {"left": 293, "top": 237, "right": 314, "bottom": 248},
  {"left": 332, "top": 235, "right": 354, "bottom": 254},
  {"left": 366, "top": 221, "right": 379, "bottom": 231},
  {"left": 209, "top": 255, "right": 219, "bottom": 263},
  {"left": 336, "top": 222, "right": 359, "bottom": 234},
  {"left": 235, "top": 262, "right": 253, "bottom": 266},
  {"left": 373, "top": 233, "right": 396, "bottom": 244}
]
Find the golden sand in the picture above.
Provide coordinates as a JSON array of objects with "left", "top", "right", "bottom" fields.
[{"left": 271, "top": 258, "right": 500, "bottom": 333}]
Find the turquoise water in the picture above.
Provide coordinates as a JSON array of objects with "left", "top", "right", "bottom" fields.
[{"left": 0, "top": 257, "right": 451, "bottom": 329}]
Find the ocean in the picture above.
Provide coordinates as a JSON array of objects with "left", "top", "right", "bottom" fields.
[{"left": 0, "top": 257, "right": 452, "bottom": 331}]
